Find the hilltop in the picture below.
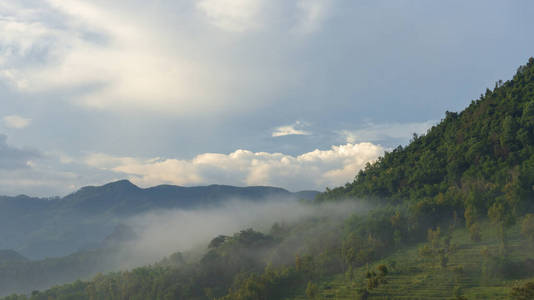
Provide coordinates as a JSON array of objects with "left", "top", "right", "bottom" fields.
[
  {"left": 4, "top": 58, "right": 534, "bottom": 300},
  {"left": 0, "top": 180, "right": 317, "bottom": 259},
  {"left": 319, "top": 57, "right": 534, "bottom": 220}
]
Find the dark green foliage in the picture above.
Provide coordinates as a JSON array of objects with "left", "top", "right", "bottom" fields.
[
  {"left": 452, "top": 286, "right": 468, "bottom": 300},
  {"left": 305, "top": 281, "right": 318, "bottom": 299},
  {"left": 358, "top": 288, "right": 370, "bottom": 300},
  {"left": 480, "top": 246, "right": 534, "bottom": 281},
  {"left": 469, "top": 222, "right": 482, "bottom": 242},
  {"left": 511, "top": 281, "right": 534, "bottom": 300},
  {"left": 317, "top": 58, "right": 534, "bottom": 224},
  {"left": 6, "top": 58, "right": 534, "bottom": 300},
  {"left": 377, "top": 264, "right": 388, "bottom": 276},
  {"left": 521, "top": 214, "right": 534, "bottom": 244}
]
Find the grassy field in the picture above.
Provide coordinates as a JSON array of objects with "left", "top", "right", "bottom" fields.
[{"left": 287, "top": 221, "right": 534, "bottom": 300}]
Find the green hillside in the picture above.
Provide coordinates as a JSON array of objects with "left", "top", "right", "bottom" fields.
[
  {"left": 319, "top": 58, "right": 534, "bottom": 219},
  {"left": 4, "top": 58, "right": 534, "bottom": 300},
  {"left": 288, "top": 220, "right": 532, "bottom": 300}
]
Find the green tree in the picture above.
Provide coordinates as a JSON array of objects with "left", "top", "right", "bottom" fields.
[
  {"left": 488, "top": 202, "right": 516, "bottom": 255},
  {"left": 377, "top": 264, "right": 388, "bottom": 277},
  {"left": 469, "top": 222, "right": 482, "bottom": 242},
  {"left": 521, "top": 214, "right": 534, "bottom": 245},
  {"left": 305, "top": 281, "right": 319, "bottom": 300},
  {"left": 511, "top": 281, "right": 534, "bottom": 300}
]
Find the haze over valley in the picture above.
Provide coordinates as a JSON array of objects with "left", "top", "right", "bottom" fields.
[{"left": 2, "top": 1, "right": 534, "bottom": 299}]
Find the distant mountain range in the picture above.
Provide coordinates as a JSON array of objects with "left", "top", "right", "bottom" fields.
[
  {"left": 0, "top": 249, "right": 28, "bottom": 265},
  {"left": 0, "top": 180, "right": 318, "bottom": 259}
]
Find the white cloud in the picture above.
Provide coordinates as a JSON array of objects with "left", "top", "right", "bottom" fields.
[
  {"left": 0, "top": 1, "right": 331, "bottom": 116},
  {"left": 85, "top": 142, "right": 383, "bottom": 191},
  {"left": 1, "top": 1, "right": 214, "bottom": 113},
  {"left": 196, "top": 0, "right": 264, "bottom": 32},
  {"left": 293, "top": 0, "right": 330, "bottom": 34},
  {"left": 3, "top": 115, "right": 31, "bottom": 129},
  {"left": 272, "top": 121, "right": 311, "bottom": 137},
  {"left": 0, "top": 134, "right": 39, "bottom": 169},
  {"left": 340, "top": 120, "right": 436, "bottom": 144}
]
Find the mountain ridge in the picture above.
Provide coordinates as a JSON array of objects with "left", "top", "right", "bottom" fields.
[{"left": 0, "top": 180, "right": 318, "bottom": 259}]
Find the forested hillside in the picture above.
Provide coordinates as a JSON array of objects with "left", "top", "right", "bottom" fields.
[
  {"left": 320, "top": 57, "right": 534, "bottom": 220},
  {"left": 4, "top": 59, "right": 534, "bottom": 300}
]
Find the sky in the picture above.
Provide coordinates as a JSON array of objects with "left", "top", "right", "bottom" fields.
[{"left": 1, "top": 0, "right": 533, "bottom": 196}]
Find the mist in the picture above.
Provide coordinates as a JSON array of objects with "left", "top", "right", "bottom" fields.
[
  {"left": 0, "top": 196, "right": 370, "bottom": 297},
  {"left": 117, "top": 198, "right": 370, "bottom": 269}
]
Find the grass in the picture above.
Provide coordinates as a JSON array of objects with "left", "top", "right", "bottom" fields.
[{"left": 286, "top": 220, "right": 534, "bottom": 300}]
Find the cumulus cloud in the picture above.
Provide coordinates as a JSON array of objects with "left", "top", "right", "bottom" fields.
[
  {"left": 272, "top": 121, "right": 311, "bottom": 137},
  {"left": 85, "top": 142, "right": 383, "bottom": 191},
  {"left": 340, "top": 120, "right": 436, "bottom": 146},
  {"left": 3, "top": 115, "right": 31, "bottom": 129}
]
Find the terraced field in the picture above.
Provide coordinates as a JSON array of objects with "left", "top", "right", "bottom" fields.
[{"left": 287, "top": 221, "right": 534, "bottom": 299}]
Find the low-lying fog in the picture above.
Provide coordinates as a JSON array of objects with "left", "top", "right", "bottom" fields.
[
  {"left": 118, "top": 198, "right": 369, "bottom": 269},
  {"left": 0, "top": 197, "right": 370, "bottom": 297}
]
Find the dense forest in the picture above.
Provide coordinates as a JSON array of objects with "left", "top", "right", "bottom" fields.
[{"left": 4, "top": 58, "right": 534, "bottom": 299}]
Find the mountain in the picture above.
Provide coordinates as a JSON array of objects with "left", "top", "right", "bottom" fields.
[
  {"left": 0, "top": 181, "right": 318, "bottom": 259},
  {"left": 61, "top": 180, "right": 302, "bottom": 215},
  {"left": 4, "top": 59, "right": 534, "bottom": 300},
  {"left": 319, "top": 57, "right": 534, "bottom": 220},
  {"left": 0, "top": 249, "right": 28, "bottom": 264},
  {"left": 0, "top": 229, "right": 127, "bottom": 297}
]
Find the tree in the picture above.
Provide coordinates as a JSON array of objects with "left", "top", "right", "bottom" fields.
[
  {"left": 439, "top": 251, "right": 448, "bottom": 269},
  {"left": 358, "top": 288, "right": 370, "bottom": 300},
  {"left": 511, "top": 281, "right": 534, "bottom": 300},
  {"left": 488, "top": 202, "right": 516, "bottom": 255},
  {"left": 418, "top": 245, "right": 433, "bottom": 264},
  {"left": 427, "top": 227, "right": 441, "bottom": 250},
  {"left": 464, "top": 205, "right": 477, "bottom": 229},
  {"left": 377, "top": 264, "right": 388, "bottom": 277},
  {"left": 305, "top": 281, "right": 319, "bottom": 300},
  {"left": 453, "top": 286, "right": 468, "bottom": 300},
  {"left": 521, "top": 214, "right": 534, "bottom": 245},
  {"left": 469, "top": 223, "right": 482, "bottom": 242}
]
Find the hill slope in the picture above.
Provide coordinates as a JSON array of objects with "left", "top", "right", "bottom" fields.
[
  {"left": 319, "top": 57, "right": 534, "bottom": 219},
  {"left": 0, "top": 250, "right": 27, "bottom": 264},
  {"left": 4, "top": 59, "right": 534, "bottom": 300},
  {"left": 0, "top": 180, "right": 317, "bottom": 259}
]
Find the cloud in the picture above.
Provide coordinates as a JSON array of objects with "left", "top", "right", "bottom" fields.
[
  {"left": 196, "top": 0, "right": 264, "bottom": 32},
  {"left": 0, "top": 134, "right": 122, "bottom": 196},
  {"left": 0, "top": 1, "right": 332, "bottom": 116},
  {"left": 196, "top": 0, "right": 331, "bottom": 34},
  {"left": 293, "top": 0, "right": 330, "bottom": 34},
  {"left": 0, "top": 134, "right": 39, "bottom": 169},
  {"left": 0, "top": 134, "right": 73, "bottom": 194},
  {"left": 85, "top": 142, "right": 383, "bottom": 191},
  {"left": 3, "top": 115, "right": 31, "bottom": 129},
  {"left": 272, "top": 121, "right": 311, "bottom": 137},
  {"left": 0, "top": 135, "right": 69, "bottom": 194},
  {"left": 340, "top": 120, "right": 436, "bottom": 146}
]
